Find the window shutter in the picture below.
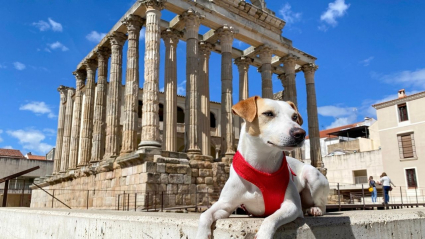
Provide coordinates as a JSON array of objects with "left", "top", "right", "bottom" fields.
[{"left": 411, "top": 133, "right": 417, "bottom": 158}]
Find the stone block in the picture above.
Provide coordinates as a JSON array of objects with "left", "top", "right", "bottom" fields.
[
  {"left": 165, "top": 164, "right": 178, "bottom": 174},
  {"left": 183, "top": 175, "right": 191, "bottom": 185},
  {"left": 157, "top": 163, "right": 166, "bottom": 173},
  {"left": 191, "top": 169, "right": 199, "bottom": 177},
  {"left": 178, "top": 185, "right": 189, "bottom": 194},
  {"left": 140, "top": 173, "right": 160, "bottom": 184},
  {"left": 142, "top": 162, "right": 157, "bottom": 173},
  {"left": 141, "top": 183, "right": 158, "bottom": 192},
  {"left": 196, "top": 184, "right": 207, "bottom": 193},
  {"left": 160, "top": 173, "right": 168, "bottom": 184},
  {"left": 191, "top": 177, "right": 196, "bottom": 184},
  {"left": 120, "top": 177, "right": 126, "bottom": 186},
  {"left": 199, "top": 169, "right": 213, "bottom": 177},
  {"left": 167, "top": 184, "right": 178, "bottom": 194},
  {"left": 177, "top": 165, "right": 189, "bottom": 174},
  {"left": 158, "top": 183, "right": 167, "bottom": 192},
  {"left": 168, "top": 174, "right": 184, "bottom": 184},
  {"left": 189, "top": 184, "right": 196, "bottom": 194},
  {"left": 205, "top": 177, "right": 213, "bottom": 185},
  {"left": 196, "top": 177, "right": 205, "bottom": 184},
  {"left": 106, "top": 172, "right": 114, "bottom": 180}
]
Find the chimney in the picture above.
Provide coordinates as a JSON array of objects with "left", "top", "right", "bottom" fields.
[{"left": 398, "top": 89, "right": 406, "bottom": 98}]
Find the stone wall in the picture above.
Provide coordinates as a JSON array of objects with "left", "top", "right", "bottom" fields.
[{"left": 30, "top": 152, "right": 229, "bottom": 210}]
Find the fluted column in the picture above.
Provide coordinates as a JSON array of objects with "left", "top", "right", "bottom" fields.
[
  {"left": 257, "top": 45, "right": 273, "bottom": 99},
  {"left": 302, "top": 63, "right": 324, "bottom": 170},
  {"left": 68, "top": 70, "right": 86, "bottom": 170},
  {"left": 104, "top": 32, "right": 127, "bottom": 159},
  {"left": 217, "top": 25, "right": 236, "bottom": 158},
  {"left": 199, "top": 41, "right": 214, "bottom": 156},
  {"left": 181, "top": 9, "right": 203, "bottom": 155},
  {"left": 161, "top": 28, "right": 181, "bottom": 152},
  {"left": 53, "top": 86, "right": 68, "bottom": 174},
  {"left": 60, "top": 87, "right": 75, "bottom": 173},
  {"left": 139, "top": 0, "right": 165, "bottom": 149},
  {"left": 90, "top": 47, "right": 110, "bottom": 163},
  {"left": 281, "top": 54, "right": 299, "bottom": 105},
  {"left": 234, "top": 56, "right": 252, "bottom": 133},
  {"left": 78, "top": 60, "right": 97, "bottom": 167},
  {"left": 121, "top": 15, "right": 144, "bottom": 154}
]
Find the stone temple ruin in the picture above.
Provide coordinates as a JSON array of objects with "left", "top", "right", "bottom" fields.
[{"left": 31, "top": 0, "right": 324, "bottom": 210}]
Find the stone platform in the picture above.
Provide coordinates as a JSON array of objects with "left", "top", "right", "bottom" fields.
[{"left": 0, "top": 208, "right": 424, "bottom": 238}]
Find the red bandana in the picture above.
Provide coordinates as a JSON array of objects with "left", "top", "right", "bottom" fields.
[{"left": 232, "top": 151, "right": 296, "bottom": 217}]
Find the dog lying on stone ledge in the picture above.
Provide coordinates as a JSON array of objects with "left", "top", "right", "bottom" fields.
[{"left": 196, "top": 96, "right": 329, "bottom": 239}]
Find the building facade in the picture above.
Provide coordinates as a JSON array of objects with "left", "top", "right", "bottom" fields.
[{"left": 373, "top": 90, "right": 425, "bottom": 190}]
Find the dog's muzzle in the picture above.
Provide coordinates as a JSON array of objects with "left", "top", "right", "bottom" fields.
[{"left": 290, "top": 128, "right": 306, "bottom": 144}]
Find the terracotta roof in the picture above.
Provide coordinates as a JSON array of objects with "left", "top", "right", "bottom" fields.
[
  {"left": 26, "top": 155, "right": 46, "bottom": 160},
  {"left": 306, "top": 122, "right": 362, "bottom": 139},
  {"left": 0, "top": 148, "right": 25, "bottom": 159}
]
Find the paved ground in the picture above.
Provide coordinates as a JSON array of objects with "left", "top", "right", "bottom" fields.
[{"left": 0, "top": 207, "right": 424, "bottom": 238}]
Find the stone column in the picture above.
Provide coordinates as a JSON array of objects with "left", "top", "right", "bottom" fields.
[
  {"left": 302, "top": 63, "right": 324, "bottom": 172},
  {"left": 60, "top": 87, "right": 75, "bottom": 173},
  {"left": 161, "top": 28, "right": 181, "bottom": 152},
  {"left": 199, "top": 41, "right": 214, "bottom": 156},
  {"left": 68, "top": 69, "right": 86, "bottom": 170},
  {"left": 104, "top": 32, "right": 127, "bottom": 159},
  {"left": 78, "top": 60, "right": 97, "bottom": 167},
  {"left": 139, "top": 0, "right": 165, "bottom": 149},
  {"left": 217, "top": 25, "right": 236, "bottom": 159},
  {"left": 121, "top": 15, "right": 144, "bottom": 154},
  {"left": 90, "top": 47, "right": 110, "bottom": 163},
  {"left": 181, "top": 9, "right": 203, "bottom": 155},
  {"left": 257, "top": 45, "right": 273, "bottom": 99},
  {"left": 234, "top": 56, "right": 252, "bottom": 132},
  {"left": 281, "top": 54, "right": 299, "bottom": 105},
  {"left": 53, "top": 86, "right": 68, "bottom": 174}
]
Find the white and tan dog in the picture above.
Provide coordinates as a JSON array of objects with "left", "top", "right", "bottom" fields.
[{"left": 196, "top": 96, "right": 329, "bottom": 239}]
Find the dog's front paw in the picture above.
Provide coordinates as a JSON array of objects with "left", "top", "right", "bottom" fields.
[
  {"left": 306, "top": 207, "right": 323, "bottom": 216},
  {"left": 196, "top": 227, "right": 211, "bottom": 239},
  {"left": 255, "top": 223, "right": 274, "bottom": 239}
]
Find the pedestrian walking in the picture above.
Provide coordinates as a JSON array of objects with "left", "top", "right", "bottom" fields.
[
  {"left": 369, "top": 176, "right": 377, "bottom": 203},
  {"left": 377, "top": 172, "right": 396, "bottom": 205}
]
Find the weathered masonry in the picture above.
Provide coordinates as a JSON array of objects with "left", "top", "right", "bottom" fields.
[{"left": 31, "top": 0, "right": 324, "bottom": 209}]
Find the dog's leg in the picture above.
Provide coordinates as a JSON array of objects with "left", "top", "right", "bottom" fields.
[
  {"left": 256, "top": 183, "right": 303, "bottom": 239},
  {"left": 303, "top": 166, "right": 329, "bottom": 216},
  {"left": 196, "top": 200, "right": 239, "bottom": 239}
]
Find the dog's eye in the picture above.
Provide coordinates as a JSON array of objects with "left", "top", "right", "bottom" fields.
[
  {"left": 292, "top": 114, "right": 298, "bottom": 121},
  {"left": 262, "top": 111, "right": 274, "bottom": 117}
]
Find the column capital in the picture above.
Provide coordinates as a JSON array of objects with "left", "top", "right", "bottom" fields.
[
  {"left": 108, "top": 32, "right": 127, "bottom": 46},
  {"left": 161, "top": 28, "right": 182, "bottom": 47},
  {"left": 122, "top": 14, "right": 144, "bottom": 32},
  {"left": 67, "top": 87, "right": 76, "bottom": 97},
  {"left": 140, "top": 0, "right": 166, "bottom": 10},
  {"left": 84, "top": 59, "right": 98, "bottom": 71},
  {"left": 256, "top": 44, "right": 274, "bottom": 64},
  {"left": 234, "top": 56, "right": 253, "bottom": 68},
  {"left": 96, "top": 46, "right": 111, "bottom": 61},
  {"left": 277, "top": 73, "right": 286, "bottom": 80},
  {"left": 302, "top": 63, "right": 319, "bottom": 74},
  {"left": 216, "top": 24, "right": 236, "bottom": 52},
  {"left": 280, "top": 53, "right": 299, "bottom": 67},
  {"left": 73, "top": 69, "right": 86, "bottom": 90},
  {"left": 180, "top": 9, "right": 204, "bottom": 39},
  {"left": 199, "top": 41, "right": 214, "bottom": 57},
  {"left": 57, "top": 85, "right": 68, "bottom": 104}
]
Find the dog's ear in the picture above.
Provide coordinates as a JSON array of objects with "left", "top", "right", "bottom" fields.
[
  {"left": 286, "top": 101, "right": 303, "bottom": 126},
  {"left": 232, "top": 96, "right": 259, "bottom": 123}
]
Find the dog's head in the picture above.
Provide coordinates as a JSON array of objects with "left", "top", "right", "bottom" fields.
[{"left": 232, "top": 96, "right": 306, "bottom": 151}]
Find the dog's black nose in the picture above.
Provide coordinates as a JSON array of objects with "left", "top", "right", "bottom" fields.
[{"left": 290, "top": 128, "right": 306, "bottom": 141}]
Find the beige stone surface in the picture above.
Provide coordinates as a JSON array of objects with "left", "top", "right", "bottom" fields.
[
  {"left": 60, "top": 88, "right": 75, "bottom": 173},
  {"left": 53, "top": 86, "right": 68, "bottom": 174}
]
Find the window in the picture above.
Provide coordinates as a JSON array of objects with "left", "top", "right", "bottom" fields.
[
  {"left": 398, "top": 133, "right": 416, "bottom": 159},
  {"left": 177, "top": 107, "right": 184, "bottom": 123},
  {"left": 210, "top": 112, "right": 216, "bottom": 128},
  {"left": 159, "top": 103, "right": 164, "bottom": 122},
  {"left": 405, "top": 168, "right": 418, "bottom": 189},
  {"left": 398, "top": 103, "right": 409, "bottom": 122},
  {"left": 138, "top": 101, "right": 143, "bottom": 118}
]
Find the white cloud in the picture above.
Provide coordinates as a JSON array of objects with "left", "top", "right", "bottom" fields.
[
  {"left": 279, "top": 3, "right": 302, "bottom": 25},
  {"left": 32, "top": 18, "right": 63, "bottom": 32},
  {"left": 43, "top": 128, "right": 56, "bottom": 136},
  {"left": 86, "top": 31, "right": 107, "bottom": 43},
  {"left": 2, "top": 146, "right": 13, "bottom": 149},
  {"left": 177, "top": 80, "right": 186, "bottom": 96},
  {"left": 318, "top": 105, "right": 358, "bottom": 129},
  {"left": 376, "top": 68, "right": 425, "bottom": 90},
  {"left": 48, "top": 18, "right": 63, "bottom": 32},
  {"left": 32, "top": 20, "right": 50, "bottom": 31},
  {"left": 19, "top": 101, "right": 56, "bottom": 118},
  {"left": 13, "top": 62, "right": 26, "bottom": 70},
  {"left": 362, "top": 90, "right": 420, "bottom": 118},
  {"left": 139, "top": 28, "right": 146, "bottom": 41},
  {"left": 0, "top": 129, "right": 3, "bottom": 143},
  {"left": 7, "top": 129, "right": 53, "bottom": 154},
  {"left": 0, "top": 64, "right": 6, "bottom": 69},
  {"left": 360, "top": 56, "right": 374, "bottom": 66},
  {"left": 48, "top": 41, "right": 69, "bottom": 51},
  {"left": 319, "top": 0, "right": 350, "bottom": 30}
]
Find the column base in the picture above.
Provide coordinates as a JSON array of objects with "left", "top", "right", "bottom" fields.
[{"left": 138, "top": 140, "right": 162, "bottom": 149}]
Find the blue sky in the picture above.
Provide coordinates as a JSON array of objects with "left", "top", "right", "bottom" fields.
[{"left": 0, "top": 0, "right": 424, "bottom": 155}]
